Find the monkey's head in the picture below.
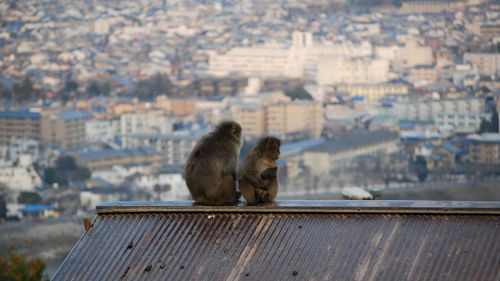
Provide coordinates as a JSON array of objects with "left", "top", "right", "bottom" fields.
[
  {"left": 214, "top": 120, "right": 242, "bottom": 142},
  {"left": 257, "top": 136, "right": 281, "bottom": 160}
]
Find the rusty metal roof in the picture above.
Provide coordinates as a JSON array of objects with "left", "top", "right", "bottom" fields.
[{"left": 53, "top": 200, "right": 500, "bottom": 281}]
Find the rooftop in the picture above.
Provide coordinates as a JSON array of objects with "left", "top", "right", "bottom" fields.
[{"left": 53, "top": 200, "right": 500, "bottom": 281}]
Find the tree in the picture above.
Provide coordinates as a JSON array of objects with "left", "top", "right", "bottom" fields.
[
  {"left": 284, "top": 85, "right": 313, "bottom": 100},
  {"left": 0, "top": 184, "right": 8, "bottom": 219},
  {"left": 43, "top": 167, "right": 65, "bottom": 186},
  {"left": 17, "top": 192, "right": 42, "bottom": 205},
  {"left": 56, "top": 156, "right": 77, "bottom": 171},
  {"left": 414, "top": 156, "right": 428, "bottom": 182},
  {"left": 0, "top": 247, "right": 48, "bottom": 281}
]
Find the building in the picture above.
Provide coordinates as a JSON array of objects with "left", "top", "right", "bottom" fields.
[
  {"left": 85, "top": 118, "right": 120, "bottom": 143},
  {"left": 400, "top": 0, "right": 467, "bottom": 13},
  {"left": 409, "top": 64, "right": 439, "bottom": 83},
  {"left": 120, "top": 110, "right": 173, "bottom": 135},
  {"left": 400, "top": 40, "right": 434, "bottom": 68},
  {"left": 467, "top": 133, "right": 500, "bottom": 164},
  {"left": 40, "top": 111, "right": 93, "bottom": 148},
  {"left": 209, "top": 32, "right": 372, "bottom": 80},
  {"left": 8, "top": 137, "right": 40, "bottom": 163},
  {"left": 121, "top": 133, "right": 201, "bottom": 167},
  {"left": 72, "top": 147, "right": 161, "bottom": 172},
  {"left": 317, "top": 57, "right": 389, "bottom": 85},
  {"left": 303, "top": 130, "right": 400, "bottom": 175},
  {"left": 436, "top": 112, "right": 491, "bottom": 133},
  {"left": 463, "top": 53, "right": 500, "bottom": 77},
  {"left": 331, "top": 83, "right": 409, "bottom": 101},
  {"left": 232, "top": 100, "right": 324, "bottom": 140},
  {"left": 0, "top": 111, "right": 41, "bottom": 145},
  {"left": 392, "top": 98, "right": 486, "bottom": 123},
  {"left": 0, "top": 155, "right": 42, "bottom": 192}
]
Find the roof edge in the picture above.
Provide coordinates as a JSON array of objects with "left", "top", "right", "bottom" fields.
[{"left": 96, "top": 200, "right": 500, "bottom": 215}]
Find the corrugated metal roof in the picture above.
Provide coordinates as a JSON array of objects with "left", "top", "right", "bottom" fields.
[{"left": 53, "top": 201, "right": 500, "bottom": 281}]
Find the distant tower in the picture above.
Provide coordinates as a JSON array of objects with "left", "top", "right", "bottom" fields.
[{"left": 292, "top": 31, "right": 314, "bottom": 48}]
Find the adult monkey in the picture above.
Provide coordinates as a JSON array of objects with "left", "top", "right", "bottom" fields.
[
  {"left": 239, "top": 136, "right": 281, "bottom": 204},
  {"left": 184, "top": 120, "right": 242, "bottom": 205}
]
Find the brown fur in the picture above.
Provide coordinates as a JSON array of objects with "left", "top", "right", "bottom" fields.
[
  {"left": 184, "top": 120, "right": 242, "bottom": 205},
  {"left": 238, "top": 136, "right": 281, "bottom": 204}
]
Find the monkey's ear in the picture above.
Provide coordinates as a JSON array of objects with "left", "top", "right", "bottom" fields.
[{"left": 232, "top": 123, "right": 241, "bottom": 136}]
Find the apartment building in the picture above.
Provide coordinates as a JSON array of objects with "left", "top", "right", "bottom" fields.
[
  {"left": 209, "top": 32, "right": 372, "bottom": 80},
  {"left": 41, "top": 111, "right": 92, "bottom": 148},
  {"left": 331, "top": 83, "right": 409, "bottom": 101},
  {"left": 121, "top": 133, "right": 201, "bottom": 167},
  {"left": 317, "top": 57, "right": 389, "bottom": 85},
  {"left": 72, "top": 147, "right": 161, "bottom": 172},
  {"left": 436, "top": 112, "right": 491, "bottom": 133},
  {"left": 463, "top": 53, "right": 500, "bottom": 77},
  {"left": 0, "top": 111, "right": 41, "bottom": 145},
  {"left": 467, "top": 134, "right": 500, "bottom": 164},
  {"left": 392, "top": 98, "right": 486, "bottom": 123},
  {"left": 303, "top": 130, "right": 400, "bottom": 176},
  {"left": 120, "top": 110, "right": 173, "bottom": 135},
  {"left": 233, "top": 101, "right": 324, "bottom": 140},
  {"left": 400, "top": 0, "right": 467, "bottom": 13},
  {"left": 0, "top": 109, "right": 91, "bottom": 148}
]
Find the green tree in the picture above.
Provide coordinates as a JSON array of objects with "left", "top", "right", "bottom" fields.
[
  {"left": 284, "top": 85, "right": 313, "bottom": 100},
  {"left": 43, "top": 167, "right": 65, "bottom": 186},
  {"left": 0, "top": 248, "right": 48, "bottom": 281},
  {"left": 479, "top": 117, "right": 491, "bottom": 133},
  {"left": 414, "top": 156, "right": 428, "bottom": 182},
  {"left": 124, "top": 72, "right": 174, "bottom": 100},
  {"left": 12, "top": 75, "right": 38, "bottom": 102},
  {"left": 17, "top": 192, "right": 42, "bottom": 205},
  {"left": 56, "top": 156, "right": 78, "bottom": 171}
]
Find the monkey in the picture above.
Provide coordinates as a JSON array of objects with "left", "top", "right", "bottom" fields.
[
  {"left": 184, "top": 120, "right": 243, "bottom": 205},
  {"left": 83, "top": 216, "right": 94, "bottom": 230},
  {"left": 238, "top": 136, "right": 281, "bottom": 204}
]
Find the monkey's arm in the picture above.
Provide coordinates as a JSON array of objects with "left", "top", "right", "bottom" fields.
[
  {"left": 261, "top": 167, "right": 278, "bottom": 180},
  {"left": 243, "top": 168, "right": 268, "bottom": 190}
]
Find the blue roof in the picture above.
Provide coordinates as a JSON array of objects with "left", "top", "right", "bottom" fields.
[
  {"left": 0, "top": 111, "right": 41, "bottom": 119},
  {"left": 77, "top": 147, "right": 157, "bottom": 160},
  {"left": 281, "top": 138, "right": 326, "bottom": 156},
  {"left": 58, "top": 111, "right": 93, "bottom": 120},
  {"left": 21, "top": 205, "right": 54, "bottom": 212}
]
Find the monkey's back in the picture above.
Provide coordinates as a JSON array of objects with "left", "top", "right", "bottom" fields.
[{"left": 184, "top": 134, "right": 239, "bottom": 201}]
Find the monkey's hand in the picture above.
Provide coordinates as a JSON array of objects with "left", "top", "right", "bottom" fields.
[
  {"left": 256, "top": 189, "right": 270, "bottom": 203},
  {"left": 261, "top": 167, "right": 278, "bottom": 180},
  {"left": 243, "top": 169, "right": 268, "bottom": 190}
]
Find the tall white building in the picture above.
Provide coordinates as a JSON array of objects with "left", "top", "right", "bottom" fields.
[
  {"left": 209, "top": 31, "right": 372, "bottom": 80},
  {"left": 317, "top": 57, "right": 390, "bottom": 85},
  {"left": 120, "top": 110, "right": 173, "bottom": 135}
]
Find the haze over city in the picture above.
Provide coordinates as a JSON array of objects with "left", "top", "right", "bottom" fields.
[{"left": 0, "top": 0, "right": 500, "bottom": 278}]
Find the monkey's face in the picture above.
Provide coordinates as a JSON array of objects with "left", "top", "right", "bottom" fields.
[{"left": 263, "top": 137, "right": 281, "bottom": 160}]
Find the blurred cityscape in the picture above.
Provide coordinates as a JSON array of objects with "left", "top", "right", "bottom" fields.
[{"left": 1, "top": 0, "right": 500, "bottom": 276}]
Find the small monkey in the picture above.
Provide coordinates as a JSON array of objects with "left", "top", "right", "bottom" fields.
[
  {"left": 83, "top": 216, "right": 94, "bottom": 230},
  {"left": 184, "top": 120, "right": 242, "bottom": 205},
  {"left": 239, "top": 136, "right": 281, "bottom": 204}
]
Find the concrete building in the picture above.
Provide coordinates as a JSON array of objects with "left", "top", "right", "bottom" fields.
[
  {"left": 436, "top": 112, "right": 491, "bottom": 133},
  {"left": 467, "top": 133, "right": 500, "bottom": 164},
  {"left": 209, "top": 32, "right": 372, "bottom": 80},
  {"left": 8, "top": 137, "right": 40, "bottom": 163},
  {"left": 392, "top": 98, "right": 486, "bottom": 123},
  {"left": 400, "top": 40, "right": 434, "bottom": 68},
  {"left": 303, "top": 130, "right": 400, "bottom": 175},
  {"left": 332, "top": 84, "right": 409, "bottom": 101},
  {"left": 41, "top": 111, "right": 93, "bottom": 148},
  {"left": 232, "top": 100, "right": 324, "bottom": 140},
  {"left": 0, "top": 111, "right": 42, "bottom": 145},
  {"left": 121, "top": 133, "right": 201, "bottom": 167},
  {"left": 0, "top": 155, "right": 42, "bottom": 191},
  {"left": 85, "top": 119, "right": 120, "bottom": 143},
  {"left": 317, "top": 57, "right": 389, "bottom": 85},
  {"left": 72, "top": 147, "right": 161, "bottom": 172},
  {"left": 463, "top": 53, "right": 500, "bottom": 77},
  {"left": 400, "top": 0, "right": 467, "bottom": 13},
  {"left": 120, "top": 110, "right": 173, "bottom": 135}
]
